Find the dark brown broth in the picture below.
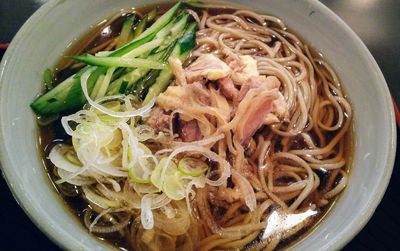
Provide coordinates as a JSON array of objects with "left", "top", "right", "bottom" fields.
[{"left": 38, "top": 2, "right": 354, "bottom": 250}]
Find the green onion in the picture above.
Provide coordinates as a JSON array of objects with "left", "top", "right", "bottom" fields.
[
  {"left": 177, "top": 157, "right": 208, "bottom": 177},
  {"left": 128, "top": 143, "right": 155, "bottom": 184},
  {"left": 64, "top": 151, "right": 82, "bottom": 166},
  {"left": 150, "top": 157, "right": 177, "bottom": 189}
]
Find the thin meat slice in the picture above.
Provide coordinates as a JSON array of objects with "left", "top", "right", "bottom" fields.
[
  {"left": 237, "top": 84, "right": 251, "bottom": 102},
  {"left": 234, "top": 88, "right": 288, "bottom": 144},
  {"left": 237, "top": 75, "right": 281, "bottom": 102},
  {"left": 224, "top": 49, "right": 244, "bottom": 72},
  {"left": 185, "top": 54, "right": 231, "bottom": 82},
  {"left": 250, "top": 75, "right": 281, "bottom": 90},
  {"left": 239, "top": 98, "right": 275, "bottom": 142},
  {"left": 146, "top": 107, "right": 171, "bottom": 133},
  {"left": 157, "top": 85, "right": 210, "bottom": 111},
  {"left": 218, "top": 74, "right": 280, "bottom": 102},
  {"left": 218, "top": 77, "right": 239, "bottom": 100},
  {"left": 178, "top": 119, "right": 202, "bottom": 142}
]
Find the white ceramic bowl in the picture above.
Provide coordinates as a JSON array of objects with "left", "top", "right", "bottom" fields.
[{"left": 0, "top": 0, "right": 396, "bottom": 250}]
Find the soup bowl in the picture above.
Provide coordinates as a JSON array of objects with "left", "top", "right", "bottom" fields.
[{"left": 0, "top": 0, "right": 396, "bottom": 250}]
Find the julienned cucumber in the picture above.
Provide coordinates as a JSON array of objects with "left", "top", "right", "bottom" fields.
[
  {"left": 107, "top": 14, "right": 191, "bottom": 95},
  {"left": 142, "top": 23, "right": 197, "bottom": 105},
  {"left": 116, "top": 15, "right": 136, "bottom": 48},
  {"left": 30, "top": 2, "right": 182, "bottom": 116},
  {"left": 106, "top": 49, "right": 166, "bottom": 95},
  {"left": 68, "top": 55, "right": 166, "bottom": 69},
  {"left": 110, "top": 1, "right": 182, "bottom": 57}
]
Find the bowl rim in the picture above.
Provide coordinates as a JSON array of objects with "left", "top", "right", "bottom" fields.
[
  {"left": 0, "top": 1, "right": 86, "bottom": 250},
  {"left": 0, "top": 0, "right": 396, "bottom": 250},
  {"left": 307, "top": 1, "right": 396, "bottom": 248}
]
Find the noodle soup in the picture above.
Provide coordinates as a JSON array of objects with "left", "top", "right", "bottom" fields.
[{"left": 35, "top": 2, "right": 353, "bottom": 250}]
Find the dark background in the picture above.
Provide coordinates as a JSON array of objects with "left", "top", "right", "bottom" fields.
[{"left": 0, "top": 0, "right": 399, "bottom": 250}]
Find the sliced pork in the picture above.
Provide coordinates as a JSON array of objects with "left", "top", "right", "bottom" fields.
[
  {"left": 178, "top": 119, "right": 202, "bottom": 142},
  {"left": 233, "top": 87, "right": 288, "bottom": 144},
  {"left": 146, "top": 107, "right": 171, "bottom": 133},
  {"left": 218, "top": 77, "right": 239, "bottom": 100},
  {"left": 237, "top": 75, "right": 282, "bottom": 102}
]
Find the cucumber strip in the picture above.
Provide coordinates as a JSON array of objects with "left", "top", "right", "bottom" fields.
[
  {"left": 105, "top": 50, "right": 166, "bottom": 95},
  {"left": 152, "top": 13, "right": 189, "bottom": 54},
  {"left": 129, "top": 7, "right": 158, "bottom": 41},
  {"left": 110, "top": 67, "right": 127, "bottom": 82},
  {"left": 93, "top": 67, "right": 116, "bottom": 100},
  {"left": 147, "top": 8, "right": 158, "bottom": 22},
  {"left": 136, "top": 1, "right": 181, "bottom": 40},
  {"left": 111, "top": 1, "right": 182, "bottom": 57},
  {"left": 131, "top": 15, "right": 147, "bottom": 40},
  {"left": 97, "top": 36, "right": 163, "bottom": 58},
  {"left": 142, "top": 24, "right": 197, "bottom": 105},
  {"left": 42, "top": 68, "right": 53, "bottom": 91},
  {"left": 123, "top": 12, "right": 188, "bottom": 58},
  {"left": 90, "top": 74, "right": 105, "bottom": 99},
  {"left": 30, "top": 76, "right": 76, "bottom": 115},
  {"left": 65, "top": 67, "right": 106, "bottom": 109},
  {"left": 108, "top": 15, "right": 190, "bottom": 95},
  {"left": 133, "top": 16, "right": 191, "bottom": 96},
  {"left": 116, "top": 15, "right": 136, "bottom": 48},
  {"left": 69, "top": 55, "right": 166, "bottom": 69},
  {"left": 108, "top": 68, "right": 151, "bottom": 95},
  {"left": 122, "top": 38, "right": 164, "bottom": 58}
]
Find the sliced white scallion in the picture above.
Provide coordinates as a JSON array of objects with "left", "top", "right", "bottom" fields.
[
  {"left": 177, "top": 157, "right": 209, "bottom": 177},
  {"left": 82, "top": 186, "right": 121, "bottom": 209},
  {"left": 159, "top": 145, "right": 231, "bottom": 188},
  {"left": 49, "top": 144, "right": 82, "bottom": 173},
  {"left": 64, "top": 150, "right": 82, "bottom": 166},
  {"left": 162, "top": 173, "right": 186, "bottom": 200},
  {"left": 128, "top": 159, "right": 152, "bottom": 184},
  {"left": 141, "top": 194, "right": 154, "bottom": 229},
  {"left": 150, "top": 157, "right": 178, "bottom": 190},
  {"left": 57, "top": 169, "right": 95, "bottom": 186}
]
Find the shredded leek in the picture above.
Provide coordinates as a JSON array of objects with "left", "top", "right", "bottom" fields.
[{"left": 177, "top": 157, "right": 208, "bottom": 177}]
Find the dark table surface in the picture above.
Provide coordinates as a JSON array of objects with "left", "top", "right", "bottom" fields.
[{"left": 0, "top": 0, "right": 399, "bottom": 250}]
